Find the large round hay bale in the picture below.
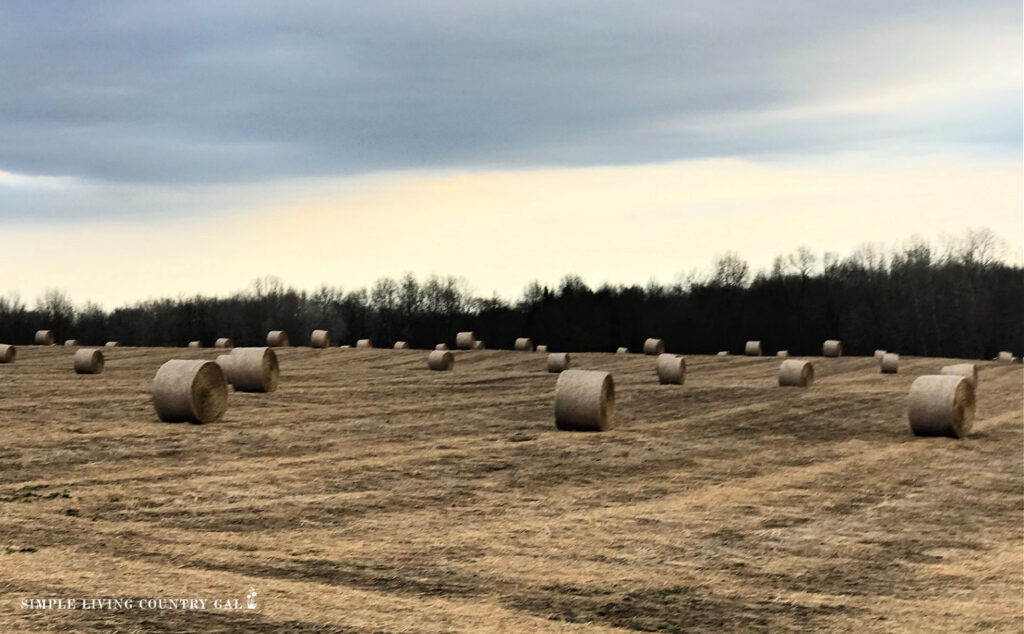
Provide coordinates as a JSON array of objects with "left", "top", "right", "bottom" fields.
[
  {"left": 64, "top": 340, "right": 79, "bottom": 347},
  {"left": 643, "top": 338, "right": 664, "bottom": 355},
  {"left": 435, "top": 343, "right": 449, "bottom": 351},
  {"left": 73, "top": 348, "right": 104, "bottom": 375},
  {"left": 0, "top": 344, "right": 15, "bottom": 363},
  {"left": 744, "top": 341, "right": 762, "bottom": 356},
  {"left": 34, "top": 330, "right": 54, "bottom": 346},
  {"left": 514, "top": 337, "right": 534, "bottom": 352},
  {"left": 427, "top": 349, "right": 454, "bottom": 371},
  {"left": 536, "top": 344, "right": 548, "bottom": 353},
  {"left": 214, "top": 338, "right": 233, "bottom": 349},
  {"left": 873, "top": 349, "right": 886, "bottom": 359},
  {"left": 717, "top": 351, "right": 729, "bottom": 357},
  {"left": 456, "top": 331, "right": 476, "bottom": 350},
  {"left": 779, "top": 359, "right": 814, "bottom": 387},
  {"left": 356, "top": 339, "right": 373, "bottom": 349},
  {"left": 216, "top": 347, "right": 279, "bottom": 392},
  {"left": 267, "top": 330, "right": 290, "bottom": 347},
  {"left": 615, "top": 347, "right": 628, "bottom": 354},
  {"left": 473, "top": 340, "right": 486, "bottom": 350},
  {"left": 655, "top": 354, "right": 685, "bottom": 385},
  {"left": 188, "top": 341, "right": 202, "bottom": 349},
  {"left": 310, "top": 330, "right": 330, "bottom": 348},
  {"left": 776, "top": 350, "right": 789, "bottom": 358},
  {"left": 547, "top": 352, "right": 571, "bottom": 373},
  {"left": 105, "top": 341, "right": 120, "bottom": 348},
  {"left": 941, "top": 363, "right": 978, "bottom": 389},
  {"left": 997, "top": 351, "right": 1013, "bottom": 362},
  {"left": 555, "top": 370, "right": 614, "bottom": 432},
  {"left": 822, "top": 339, "right": 843, "bottom": 357},
  {"left": 880, "top": 353, "right": 899, "bottom": 374},
  {"left": 151, "top": 360, "right": 228, "bottom": 423},
  {"left": 908, "top": 375, "right": 974, "bottom": 438},
  {"left": 394, "top": 341, "right": 410, "bottom": 349},
  {"left": 339, "top": 345, "right": 351, "bottom": 349}
]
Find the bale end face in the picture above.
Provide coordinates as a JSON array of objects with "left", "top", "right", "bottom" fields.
[
  {"left": 655, "top": 354, "right": 685, "bottom": 385},
  {"left": 427, "top": 349, "right": 454, "bottom": 371},
  {"left": 73, "top": 349, "right": 104, "bottom": 374},
  {"left": 880, "top": 353, "right": 899, "bottom": 374},
  {"left": 908, "top": 375, "right": 974, "bottom": 438},
  {"left": 779, "top": 359, "right": 814, "bottom": 387},
  {"left": 152, "top": 360, "right": 228, "bottom": 424},
  {"left": 547, "top": 352, "right": 571, "bottom": 373},
  {"left": 744, "top": 341, "right": 762, "bottom": 356},
  {"left": 555, "top": 370, "right": 615, "bottom": 431},
  {"left": 643, "top": 338, "right": 665, "bottom": 355},
  {"left": 0, "top": 344, "right": 15, "bottom": 363}
]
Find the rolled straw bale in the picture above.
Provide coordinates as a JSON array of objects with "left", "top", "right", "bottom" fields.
[
  {"left": 941, "top": 363, "right": 978, "bottom": 389},
  {"left": 151, "top": 360, "right": 228, "bottom": 423},
  {"left": 340, "top": 345, "right": 351, "bottom": 349},
  {"left": 267, "top": 330, "right": 290, "bottom": 347},
  {"left": 73, "top": 348, "right": 104, "bottom": 375},
  {"left": 744, "top": 341, "right": 762, "bottom": 356},
  {"left": 536, "top": 344, "right": 548, "bottom": 353},
  {"left": 456, "top": 331, "right": 476, "bottom": 350},
  {"left": 908, "top": 375, "right": 974, "bottom": 438},
  {"left": 615, "top": 347, "right": 628, "bottom": 354},
  {"left": 188, "top": 341, "right": 202, "bottom": 349},
  {"left": 997, "top": 351, "right": 1013, "bottom": 362},
  {"left": 64, "top": 340, "right": 79, "bottom": 347},
  {"left": 874, "top": 349, "right": 886, "bottom": 359},
  {"left": 643, "top": 338, "right": 665, "bottom": 355},
  {"left": 514, "top": 338, "right": 534, "bottom": 352},
  {"left": 717, "top": 351, "right": 729, "bottom": 356},
  {"left": 310, "top": 330, "right": 330, "bottom": 348},
  {"left": 547, "top": 352, "right": 571, "bottom": 373},
  {"left": 880, "top": 353, "right": 899, "bottom": 374},
  {"left": 427, "top": 349, "right": 454, "bottom": 371},
  {"left": 356, "top": 339, "right": 373, "bottom": 349},
  {"left": 655, "top": 354, "right": 686, "bottom": 385},
  {"left": 822, "top": 339, "right": 843, "bottom": 357},
  {"left": 0, "top": 344, "right": 16, "bottom": 363},
  {"left": 554, "top": 370, "right": 614, "bottom": 432},
  {"left": 779, "top": 359, "right": 814, "bottom": 387},
  {"left": 34, "top": 330, "right": 54, "bottom": 345},
  {"left": 473, "top": 341, "right": 486, "bottom": 350},
  {"left": 435, "top": 343, "right": 449, "bottom": 351},
  {"left": 777, "top": 350, "right": 789, "bottom": 358},
  {"left": 214, "top": 338, "right": 233, "bottom": 349},
  {"left": 105, "top": 341, "right": 120, "bottom": 348},
  {"left": 394, "top": 341, "right": 410, "bottom": 349},
  {"left": 217, "top": 347, "right": 279, "bottom": 392}
]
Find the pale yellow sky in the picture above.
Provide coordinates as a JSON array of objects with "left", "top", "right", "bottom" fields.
[{"left": 1, "top": 156, "right": 1019, "bottom": 308}]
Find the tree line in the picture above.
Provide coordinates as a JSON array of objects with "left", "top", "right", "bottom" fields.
[{"left": 1, "top": 229, "right": 1020, "bottom": 359}]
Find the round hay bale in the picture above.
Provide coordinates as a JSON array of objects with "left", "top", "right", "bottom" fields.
[
  {"left": 0, "top": 344, "right": 15, "bottom": 363},
  {"left": 643, "top": 338, "right": 665, "bottom": 355},
  {"left": 880, "top": 352, "right": 899, "bottom": 374},
  {"left": 779, "top": 359, "right": 814, "bottom": 387},
  {"left": 217, "top": 347, "right": 279, "bottom": 392},
  {"left": 310, "top": 330, "right": 330, "bottom": 348},
  {"left": 34, "top": 330, "right": 54, "bottom": 346},
  {"left": 536, "top": 344, "right": 548, "bottom": 353},
  {"left": 908, "top": 375, "right": 974, "bottom": 438},
  {"left": 997, "top": 351, "right": 1013, "bottom": 362},
  {"left": 188, "top": 341, "right": 202, "bottom": 349},
  {"left": 151, "top": 360, "right": 228, "bottom": 424},
  {"left": 267, "top": 330, "right": 290, "bottom": 347},
  {"left": 214, "top": 338, "right": 233, "bottom": 349},
  {"left": 435, "top": 343, "right": 449, "bottom": 351},
  {"left": 105, "top": 341, "right": 120, "bottom": 348},
  {"left": 717, "top": 351, "right": 729, "bottom": 357},
  {"left": 356, "top": 339, "right": 373, "bottom": 349},
  {"left": 339, "top": 345, "right": 351, "bottom": 349},
  {"left": 655, "top": 354, "right": 685, "bottom": 385},
  {"left": 615, "top": 347, "right": 628, "bottom": 354},
  {"left": 473, "top": 340, "right": 486, "bottom": 350},
  {"left": 873, "top": 349, "right": 886, "bottom": 359},
  {"left": 941, "top": 363, "right": 978, "bottom": 389},
  {"left": 744, "top": 341, "right": 762, "bottom": 356},
  {"left": 394, "top": 341, "right": 410, "bottom": 349},
  {"left": 456, "top": 331, "right": 476, "bottom": 350},
  {"left": 514, "top": 338, "right": 534, "bottom": 352},
  {"left": 822, "top": 339, "right": 843, "bottom": 357},
  {"left": 776, "top": 350, "right": 789, "bottom": 358},
  {"left": 555, "top": 370, "right": 614, "bottom": 432},
  {"left": 64, "top": 340, "right": 79, "bottom": 347},
  {"left": 547, "top": 352, "right": 571, "bottom": 373},
  {"left": 73, "top": 348, "right": 104, "bottom": 375},
  {"left": 427, "top": 349, "right": 454, "bottom": 371}
]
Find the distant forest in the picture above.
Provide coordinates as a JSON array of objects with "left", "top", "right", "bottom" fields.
[{"left": 1, "top": 229, "right": 1021, "bottom": 358}]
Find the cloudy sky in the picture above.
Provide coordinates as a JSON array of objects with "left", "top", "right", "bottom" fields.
[{"left": 1, "top": 1, "right": 1020, "bottom": 306}]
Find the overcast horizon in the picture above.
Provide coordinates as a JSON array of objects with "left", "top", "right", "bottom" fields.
[{"left": 1, "top": 1, "right": 1021, "bottom": 308}]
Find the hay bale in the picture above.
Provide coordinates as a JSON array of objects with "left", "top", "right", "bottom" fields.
[
  {"left": 64, "top": 340, "right": 79, "bottom": 347},
  {"left": 456, "top": 331, "right": 476, "bottom": 350},
  {"left": 997, "top": 351, "right": 1013, "bottom": 362},
  {"left": 615, "top": 347, "right": 628, "bottom": 354},
  {"left": 73, "top": 348, "right": 104, "bottom": 375},
  {"left": 744, "top": 341, "right": 762, "bottom": 356},
  {"left": 394, "top": 341, "right": 410, "bottom": 349},
  {"left": 473, "top": 340, "right": 486, "bottom": 350},
  {"left": 514, "top": 338, "right": 534, "bottom": 352},
  {"left": 822, "top": 339, "right": 843, "bottom": 357},
  {"left": 908, "top": 375, "right": 974, "bottom": 438},
  {"left": 435, "top": 343, "right": 449, "bottom": 351},
  {"left": 427, "top": 349, "right": 454, "bottom": 371},
  {"left": 105, "top": 341, "right": 120, "bottom": 348},
  {"left": 655, "top": 354, "right": 685, "bottom": 385},
  {"left": 214, "top": 338, "right": 233, "bottom": 349},
  {"left": 643, "top": 338, "right": 665, "bottom": 355},
  {"left": 874, "top": 349, "right": 886, "bottom": 359},
  {"left": 880, "top": 353, "right": 899, "bottom": 374},
  {"left": 356, "top": 339, "right": 373, "bottom": 349},
  {"left": 267, "top": 330, "right": 290, "bottom": 347},
  {"left": 547, "top": 352, "right": 571, "bottom": 373},
  {"left": 941, "top": 363, "right": 978, "bottom": 389},
  {"left": 151, "top": 360, "right": 228, "bottom": 423},
  {"left": 717, "top": 351, "right": 729, "bottom": 357},
  {"left": 310, "top": 330, "right": 331, "bottom": 348},
  {"left": 776, "top": 350, "right": 789, "bottom": 358},
  {"left": 779, "top": 359, "right": 814, "bottom": 387},
  {"left": 340, "top": 345, "right": 351, "bottom": 349},
  {"left": 0, "top": 344, "right": 15, "bottom": 363},
  {"left": 555, "top": 370, "right": 614, "bottom": 432},
  {"left": 34, "top": 330, "right": 54, "bottom": 345},
  {"left": 216, "top": 347, "right": 279, "bottom": 392},
  {"left": 536, "top": 344, "right": 548, "bottom": 353},
  {"left": 188, "top": 341, "right": 202, "bottom": 349}
]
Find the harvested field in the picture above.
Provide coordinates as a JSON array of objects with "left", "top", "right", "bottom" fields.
[{"left": 0, "top": 347, "right": 1021, "bottom": 632}]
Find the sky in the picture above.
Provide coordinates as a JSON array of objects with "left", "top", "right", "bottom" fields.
[{"left": 0, "top": 1, "right": 1020, "bottom": 307}]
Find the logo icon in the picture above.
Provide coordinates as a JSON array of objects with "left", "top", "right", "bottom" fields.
[{"left": 245, "top": 587, "right": 257, "bottom": 610}]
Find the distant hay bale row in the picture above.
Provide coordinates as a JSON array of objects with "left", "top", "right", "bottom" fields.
[
  {"left": 394, "top": 341, "right": 409, "bottom": 349},
  {"left": 428, "top": 349, "right": 453, "bottom": 371},
  {"left": 216, "top": 347, "right": 279, "bottom": 393},
  {"left": 908, "top": 375, "right": 974, "bottom": 438},
  {"left": 547, "top": 352, "right": 570, "bottom": 373},
  {"left": 779, "top": 359, "right": 814, "bottom": 387},
  {"left": 35, "top": 330, "right": 54, "bottom": 346},
  {"left": 744, "top": 341, "right": 762, "bottom": 356},
  {"left": 311, "top": 330, "right": 330, "bottom": 348},
  {"left": 356, "top": 339, "right": 373, "bottom": 349},
  {"left": 456, "top": 331, "right": 476, "bottom": 350},
  {"left": 822, "top": 340, "right": 842, "bottom": 357},
  {"left": 514, "top": 337, "right": 533, "bottom": 352},
  {"left": 880, "top": 353, "right": 899, "bottom": 374},
  {"left": 152, "top": 360, "right": 228, "bottom": 424},
  {"left": 555, "top": 370, "right": 614, "bottom": 432},
  {"left": 214, "top": 338, "right": 232, "bottom": 349},
  {"left": 643, "top": 338, "right": 664, "bottom": 355},
  {"left": 941, "top": 363, "right": 978, "bottom": 389},
  {"left": 73, "top": 349, "right": 104, "bottom": 375},
  {"left": 267, "top": 330, "right": 290, "bottom": 347},
  {"left": 656, "top": 354, "right": 685, "bottom": 385},
  {"left": 0, "top": 344, "right": 16, "bottom": 363}
]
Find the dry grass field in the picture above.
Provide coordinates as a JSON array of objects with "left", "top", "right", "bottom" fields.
[{"left": 0, "top": 346, "right": 1020, "bottom": 632}]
